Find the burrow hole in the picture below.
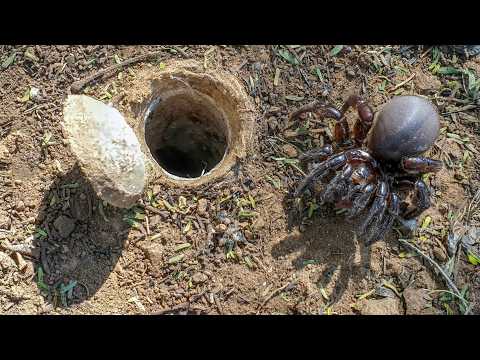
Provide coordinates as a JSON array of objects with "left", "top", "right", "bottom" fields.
[{"left": 144, "top": 90, "right": 230, "bottom": 179}]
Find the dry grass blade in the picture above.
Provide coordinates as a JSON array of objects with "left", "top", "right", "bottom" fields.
[{"left": 398, "top": 238, "right": 470, "bottom": 314}]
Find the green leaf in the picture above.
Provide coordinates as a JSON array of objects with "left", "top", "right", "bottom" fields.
[
  {"left": 278, "top": 49, "right": 299, "bottom": 65},
  {"left": 19, "top": 88, "right": 30, "bottom": 102},
  {"left": 315, "top": 68, "right": 323, "bottom": 81},
  {"left": 467, "top": 251, "right": 480, "bottom": 266},
  {"left": 168, "top": 254, "right": 185, "bottom": 264},
  {"left": 421, "top": 215, "right": 432, "bottom": 229},
  {"left": 238, "top": 210, "right": 257, "bottom": 219},
  {"left": 1, "top": 52, "right": 16, "bottom": 69},
  {"left": 37, "top": 267, "right": 49, "bottom": 291},
  {"left": 175, "top": 243, "right": 191, "bottom": 252},
  {"left": 330, "top": 45, "right": 344, "bottom": 57},
  {"left": 437, "top": 67, "right": 463, "bottom": 75},
  {"left": 35, "top": 228, "right": 48, "bottom": 239}
]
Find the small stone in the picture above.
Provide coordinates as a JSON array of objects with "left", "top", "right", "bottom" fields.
[
  {"left": 65, "top": 54, "right": 75, "bottom": 66},
  {"left": 282, "top": 144, "right": 298, "bottom": 158},
  {"left": 197, "top": 198, "right": 209, "bottom": 216},
  {"left": 215, "top": 224, "right": 228, "bottom": 233},
  {"left": 53, "top": 215, "right": 76, "bottom": 238},
  {"left": 403, "top": 288, "right": 440, "bottom": 315},
  {"left": 0, "top": 252, "right": 16, "bottom": 270},
  {"left": 0, "top": 210, "right": 11, "bottom": 228},
  {"left": 284, "top": 130, "right": 298, "bottom": 139},
  {"left": 15, "top": 201, "right": 25, "bottom": 212},
  {"left": 62, "top": 95, "right": 145, "bottom": 208},
  {"left": 360, "top": 298, "right": 401, "bottom": 315},
  {"left": 385, "top": 260, "right": 402, "bottom": 276},
  {"left": 192, "top": 272, "right": 208, "bottom": 284},
  {"left": 252, "top": 218, "right": 265, "bottom": 231},
  {"left": 267, "top": 106, "right": 281, "bottom": 114},
  {"left": 149, "top": 215, "right": 161, "bottom": 227},
  {"left": 432, "top": 246, "right": 447, "bottom": 263},
  {"left": 0, "top": 144, "right": 9, "bottom": 159},
  {"left": 139, "top": 243, "right": 163, "bottom": 264},
  {"left": 244, "top": 230, "right": 253, "bottom": 240},
  {"left": 30, "top": 87, "right": 41, "bottom": 102},
  {"left": 14, "top": 180, "right": 22, "bottom": 185}
]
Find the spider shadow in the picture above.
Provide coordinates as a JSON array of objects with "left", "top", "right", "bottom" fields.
[
  {"left": 272, "top": 195, "right": 396, "bottom": 306},
  {"left": 31, "top": 164, "right": 131, "bottom": 309}
]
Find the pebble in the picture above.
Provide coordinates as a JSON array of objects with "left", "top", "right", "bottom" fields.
[
  {"left": 360, "top": 298, "right": 401, "bottom": 315},
  {"left": 432, "top": 246, "right": 447, "bottom": 263},
  {"left": 403, "top": 288, "right": 440, "bottom": 315},
  {"left": 15, "top": 201, "right": 25, "bottom": 212},
  {"left": 53, "top": 215, "right": 76, "bottom": 238},
  {"left": 252, "top": 218, "right": 266, "bottom": 231},
  {"left": 65, "top": 54, "right": 75, "bottom": 66},
  {"left": 63, "top": 95, "right": 145, "bottom": 208},
  {"left": 282, "top": 144, "right": 298, "bottom": 158},
  {"left": 197, "top": 198, "right": 209, "bottom": 216},
  {"left": 284, "top": 130, "right": 298, "bottom": 139},
  {"left": 244, "top": 230, "right": 253, "bottom": 241},
  {"left": 192, "top": 272, "right": 208, "bottom": 284},
  {"left": 0, "top": 252, "right": 16, "bottom": 270},
  {"left": 0, "top": 211, "right": 11, "bottom": 228},
  {"left": 215, "top": 224, "right": 228, "bottom": 233}
]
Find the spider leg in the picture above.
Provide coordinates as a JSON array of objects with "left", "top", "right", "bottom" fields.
[
  {"left": 402, "top": 157, "right": 442, "bottom": 174},
  {"left": 340, "top": 95, "right": 375, "bottom": 146},
  {"left": 294, "top": 153, "right": 347, "bottom": 197},
  {"left": 289, "top": 101, "right": 342, "bottom": 122},
  {"left": 289, "top": 99, "right": 351, "bottom": 144},
  {"left": 346, "top": 183, "right": 376, "bottom": 219},
  {"left": 402, "top": 179, "right": 431, "bottom": 219},
  {"left": 318, "top": 165, "right": 353, "bottom": 204},
  {"left": 359, "top": 181, "right": 389, "bottom": 236},
  {"left": 364, "top": 193, "right": 400, "bottom": 245},
  {"left": 299, "top": 144, "right": 333, "bottom": 163}
]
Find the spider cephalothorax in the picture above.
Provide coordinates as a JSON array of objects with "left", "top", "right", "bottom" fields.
[{"left": 291, "top": 95, "right": 442, "bottom": 245}]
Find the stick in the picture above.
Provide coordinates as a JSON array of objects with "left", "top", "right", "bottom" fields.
[
  {"left": 398, "top": 238, "right": 470, "bottom": 314},
  {"left": 388, "top": 73, "right": 415, "bottom": 92},
  {"left": 257, "top": 281, "right": 295, "bottom": 313},
  {"left": 70, "top": 50, "right": 164, "bottom": 93},
  {"left": 151, "top": 290, "right": 207, "bottom": 315}
]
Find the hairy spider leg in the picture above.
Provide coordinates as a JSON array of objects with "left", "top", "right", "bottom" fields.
[
  {"left": 401, "top": 157, "right": 443, "bottom": 174},
  {"left": 359, "top": 181, "right": 389, "bottom": 235},
  {"left": 346, "top": 183, "right": 376, "bottom": 218},
  {"left": 294, "top": 153, "right": 347, "bottom": 197},
  {"left": 340, "top": 94, "right": 375, "bottom": 146},
  {"left": 365, "top": 193, "right": 400, "bottom": 245},
  {"left": 318, "top": 164, "right": 353, "bottom": 204},
  {"left": 402, "top": 179, "right": 432, "bottom": 219},
  {"left": 299, "top": 144, "right": 333, "bottom": 163}
]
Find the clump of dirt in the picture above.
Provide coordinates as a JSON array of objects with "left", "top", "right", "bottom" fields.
[{"left": 0, "top": 45, "right": 479, "bottom": 315}]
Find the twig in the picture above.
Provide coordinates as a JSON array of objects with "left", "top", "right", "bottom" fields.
[
  {"left": 398, "top": 238, "right": 470, "bottom": 314},
  {"left": 257, "top": 281, "right": 295, "bottom": 313},
  {"left": 0, "top": 240, "right": 38, "bottom": 258},
  {"left": 420, "top": 46, "right": 433, "bottom": 59},
  {"left": 70, "top": 50, "right": 164, "bottom": 93},
  {"left": 151, "top": 290, "right": 207, "bottom": 315},
  {"left": 388, "top": 73, "right": 415, "bottom": 92}
]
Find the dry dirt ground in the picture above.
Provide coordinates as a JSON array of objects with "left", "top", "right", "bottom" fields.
[{"left": 0, "top": 45, "right": 479, "bottom": 315}]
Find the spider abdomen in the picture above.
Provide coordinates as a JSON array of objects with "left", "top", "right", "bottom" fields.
[{"left": 367, "top": 96, "right": 440, "bottom": 162}]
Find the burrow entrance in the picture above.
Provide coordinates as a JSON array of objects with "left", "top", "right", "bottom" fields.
[
  {"left": 144, "top": 90, "right": 229, "bottom": 179},
  {"left": 130, "top": 60, "right": 256, "bottom": 186}
]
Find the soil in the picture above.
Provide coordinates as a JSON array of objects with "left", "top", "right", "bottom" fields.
[{"left": 0, "top": 45, "right": 479, "bottom": 315}]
